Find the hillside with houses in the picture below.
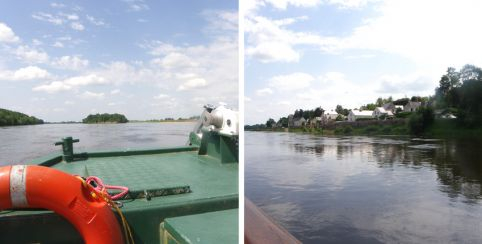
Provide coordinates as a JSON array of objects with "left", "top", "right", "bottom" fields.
[
  {"left": 247, "top": 64, "right": 482, "bottom": 136},
  {"left": 268, "top": 97, "right": 426, "bottom": 130}
]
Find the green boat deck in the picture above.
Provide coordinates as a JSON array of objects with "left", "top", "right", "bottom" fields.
[
  {"left": 0, "top": 131, "right": 238, "bottom": 244},
  {"left": 161, "top": 209, "right": 238, "bottom": 243}
]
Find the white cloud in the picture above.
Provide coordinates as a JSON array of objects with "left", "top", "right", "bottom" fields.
[
  {"left": 256, "top": 87, "right": 274, "bottom": 96},
  {"left": 32, "top": 12, "right": 63, "bottom": 25},
  {"left": 140, "top": 17, "right": 238, "bottom": 105},
  {"left": 153, "top": 94, "right": 169, "bottom": 99},
  {"left": 177, "top": 78, "right": 207, "bottom": 91},
  {"left": 110, "top": 89, "right": 120, "bottom": 94},
  {"left": 52, "top": 107, "right": 65, "bottom": 112},
  {"left": 64, "top": 100, "right": 74, "bottom": 105},
  {"left": 142, "top": 41, "right": 178, "bottom": 56},
  {"left": 52, "top": 56, "right": 89, "bottom": 70},
  {"left": 15, "top": 46, "right": 49, "bottom": 63},
  {"left": 32, "top": 11, "right": 88, "bottom": 32},
  {"left": 326, "top": 0, "right": 379, "bottom": 9},
  {"left": 32, "top": 39, "right": 42, "bottom": 46},
  {"left": 202, "top": 10, "right": 238, "bottom": 34},
  {"left": 97, "top": 61, "right": 160, "bottom": 84},
  {"left": 151, "top": 52, "right": 198, "bottom": 69},
  {"left": 269, "top": 72, "right": 314, "bottom": 90},
  {"left": 0, "top": 66, "right": 50, "bottom": 80},
  {"left": 318, "top": 72, "right": 348, "bottom": 84},
  {"left": 79, "top": 91, "right": 105, "bottom": 99},
  {"left": 33, "top": 81, "right": 71, "bottom": 93},
  {"left": 124, "top": 0, "right": 149, "bottom": 12},
  {"left": 13, "top": 66, "right": 50, "bottom": 80},
  {"left": 50, "top": 3, "right": 65, "bottom": 8},
  {"left": 376, "top": 73, "right": 434, "bottom": 96},
  {"left": 59, "top": 13, "right": 79, "bottom": 20},
  {"left": 245, "top": 96, "right": 252, "bottom": 102},
  {"left": 0, "top": 22, "right": 20, "bottom": 43},
  {"left": 277, "top": 101, "right": 291, "bottom": 105},
  {"left": 63, "top": 74, "right": 106, "bottom": 86},
  {"left": 32, "top": 74, "right": 107, "bottom": 93},
  {"left": 86, "top": 15, "right": 106, "bottom": 26},
  {"left": 246, "top": 42, "right": 299, "bottom": 63},
  {"left": 264, "top": 0, "right": 320, "bottom": 10},
  {"left": 245, "top": 15, "right": 325, "bottom": 63},
  {"left": 247, "top": 0, "right": 482, "bottom": 70},
  {"left": 334, "top": 0, "right": 482, "bottom": 70},
  {"left": 70, "top": 22, "right": 84, "bottom": 31},
  {"left": 52, "top": 41, "right": 64, "bottom": 48}
]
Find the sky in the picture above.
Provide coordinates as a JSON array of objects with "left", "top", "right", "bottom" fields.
[
  {"left": 244, "top": 0, "right": 482, "bottom": 124},
  {"left": 0, "top": 0, "right": 238, "bottom": 122}
]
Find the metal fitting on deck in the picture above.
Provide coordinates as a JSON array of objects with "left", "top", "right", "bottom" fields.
[{"left": 54, "top": 137, "right": 79, "bottom": 162}]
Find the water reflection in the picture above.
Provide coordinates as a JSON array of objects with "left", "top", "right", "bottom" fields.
[{"left": 246, "top": 132, "right": 482, "bottom": 243}]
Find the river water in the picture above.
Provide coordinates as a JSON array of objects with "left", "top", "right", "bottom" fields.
[
  {"left": 245, "top": 131, "right": 482, "bottom": 244},
  {"left": 0, "top": 122, "right": 195, "bottom": 166}
]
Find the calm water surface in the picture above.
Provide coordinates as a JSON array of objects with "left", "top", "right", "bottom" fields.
[
  {"left": 0, "top": 122, "right": 195, "bottom": 165},
  {"left": 246, "top": 131, "right": 482, "bottom": 244}
]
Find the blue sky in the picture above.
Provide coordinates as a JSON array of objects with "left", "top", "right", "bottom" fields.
[
  {"left": 245, "top": 0, "right": 482, "bottom": 124},
  {"left": 0, "top": 0, "right": 238, "bottom": 122}
]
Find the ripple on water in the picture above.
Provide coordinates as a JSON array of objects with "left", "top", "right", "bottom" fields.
[{"left": 246, "top": 132, "right": 482, "bottom": 244}]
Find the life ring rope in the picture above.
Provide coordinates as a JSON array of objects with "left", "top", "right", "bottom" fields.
[{"left": 75, "top": 175, "right": 135, "bottom": 244}]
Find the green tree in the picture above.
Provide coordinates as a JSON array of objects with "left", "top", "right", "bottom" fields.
[
  {"left": 335, "top": 105, "right": 349, "bottom": 116},
  {"left": 0, "top": 108, "right": 44, "bottom": 126},
  {"left": 456, "top": 65, "right": 482, "bottom": 126},
  {"left": 277, "top": 117, "right": 288, "bottom": 127},
  {"left": 408, "top": 107, "right": 434, "bottom": 135},
  {"left": 360, "top": 103, "right": 377, "bottom": 111},
  {"left": 376, "top": 97, "right": 384, "bottom": 107},
  {"left": 82, "top": 113, "right": 128, "bottom": 123},
  {"left": 314, "top": 107, "right": 324, "bottom": 117},
  {"left": 266, "top": 118, "right": 276, "bottom": 128}
]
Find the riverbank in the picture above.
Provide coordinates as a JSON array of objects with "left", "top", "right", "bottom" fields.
[
  {"left": 424, "top": 119, "right": 482, "bottom": 138},
  {"left": 246, "top": 119, "right": 482, "bottom": 138}
]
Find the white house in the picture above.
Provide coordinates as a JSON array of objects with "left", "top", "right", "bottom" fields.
[
  {"left": 312, "top": 116, "right": 322, "bottom": 127},
  {"left": 288, "top": 114, "right": 294, "bottom": 127},
  {"left": 348, "top": 110, "right": 374, "bottom": 122},
  {"left": 404, "top": 102, "right": 421, "bottom": 112},
  {"left": 373, "top": 107, "right": 394, "bottom": 119},
  {"left": 293, "top": 117, "right": 306, "bottom": 127},
  {"left": 383, "top": 102, "right": 403, "bottom": 114},
  {"left": 323, "top": 112, "right": 341, "bottom": 121}
]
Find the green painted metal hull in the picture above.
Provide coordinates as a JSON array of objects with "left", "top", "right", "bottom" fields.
[{"left": 0, "top": 131, "right": 238, "bottom": 243}]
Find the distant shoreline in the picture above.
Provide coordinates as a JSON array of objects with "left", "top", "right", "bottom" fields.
[
  {"left": 246, "top": 119, "right": 482, "bottom": 138},
  {"left": 25, "top": 120, "right": 198, "bottom": 125}
]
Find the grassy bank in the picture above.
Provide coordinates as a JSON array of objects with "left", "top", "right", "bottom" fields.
[
  {"left": 423, "top": 119, "right": 482, "bottom": 138},
  {"left": 247, "top": 119, "right": 482, "bottom": 138},
  {"left": 246, "top": 123, "right": 408, "bottom": 136}
]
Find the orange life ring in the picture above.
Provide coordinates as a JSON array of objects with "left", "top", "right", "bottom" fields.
[{"left": 0, "top": 165, "right": 124, "bottom": 244}]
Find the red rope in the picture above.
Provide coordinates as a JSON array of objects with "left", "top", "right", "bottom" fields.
[{"left": 85, "top": 176, "right": 129, "bottom": 200}]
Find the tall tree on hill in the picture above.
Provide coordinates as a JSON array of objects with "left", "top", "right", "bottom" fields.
[
  {"left": 457, "top": 65, "right": 482, "bottom": 126},
  {"left": 436, "top": 67, "right": 462, "bottom": 109},
  {"left": 314, "top": 107, "right": 324, "bottom": 117},
  {"left": 277, "top": 117, "right": 288, "bottom": 127},
  {"left": 335, "top": 105, "right": 349, "bottom": 116},
  {"left": 266, "top": 118, "right": 276, "bottom": 128}
]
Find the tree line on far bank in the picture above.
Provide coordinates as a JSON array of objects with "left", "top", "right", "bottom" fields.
[
  {"left": 0, "top": 108, "right": 44, "bottom": 126},
  {"left": 82, "top": 113, "right": 129, "bottom": 124}
]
